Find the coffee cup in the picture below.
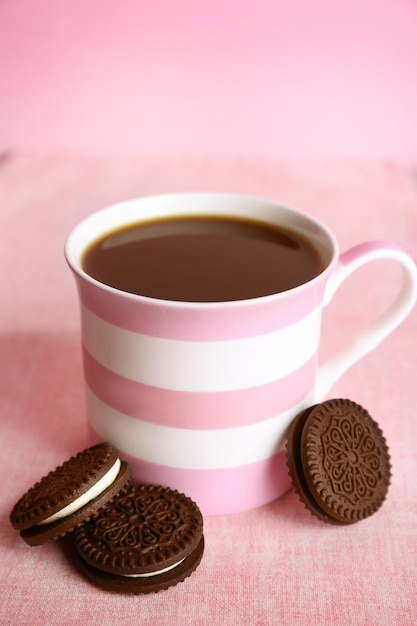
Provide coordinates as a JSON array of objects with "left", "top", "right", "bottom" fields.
[{"left": 65, "top": 193, "right": 417, "bottom": 515}]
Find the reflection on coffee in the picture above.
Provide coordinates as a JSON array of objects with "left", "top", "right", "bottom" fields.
[{"left": 81, "top": 215, "right": 324, "bottom": 302}]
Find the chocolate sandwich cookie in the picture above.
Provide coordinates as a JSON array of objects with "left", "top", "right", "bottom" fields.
[
  {"left": 10, "top": 443, "right": 130, "bottom": 545},
  {"left": 286, "top": 399, "right": 391, "bottom": 524},
  {"left": 75, "top": 484, "right": 204, "bottom": 594}
]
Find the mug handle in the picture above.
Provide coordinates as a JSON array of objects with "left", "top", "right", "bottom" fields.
[{"left": 315, "top": 241, "right": 417, "bottom": 400}]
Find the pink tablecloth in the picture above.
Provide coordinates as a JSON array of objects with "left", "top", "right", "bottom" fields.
[{"left": 1, "top": 156, "right": 416, "bottom": 625}]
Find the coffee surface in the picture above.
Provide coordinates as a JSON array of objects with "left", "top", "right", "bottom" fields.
[{"left": 81, "top": 215, "right": 323, "bottom": 302}]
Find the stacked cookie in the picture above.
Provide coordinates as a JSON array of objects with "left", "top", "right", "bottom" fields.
[
  {"left": 9, "top": 443, "right": 204, "bottom": 594},
  {"left": 286, "top": 399, "right": 391, "bottom": 524}
]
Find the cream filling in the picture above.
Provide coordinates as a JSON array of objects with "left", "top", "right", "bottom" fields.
[
  {"left": 38, "top": 458, "right": 121, "bottom": 526},
  {"left": 123, "top": 558, "right": 186, "bottom": 578}
]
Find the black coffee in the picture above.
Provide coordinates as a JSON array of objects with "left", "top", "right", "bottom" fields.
[{"left": 81, "top": 215, "right": 324, "bottom": 302}]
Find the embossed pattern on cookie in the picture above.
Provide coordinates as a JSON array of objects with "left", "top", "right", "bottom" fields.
[
  {"left": 75, "top": 484, "right": 204, "bottom": 593},
  {"left": 287, "top": 399, "right": 391, "bottom": 524}
]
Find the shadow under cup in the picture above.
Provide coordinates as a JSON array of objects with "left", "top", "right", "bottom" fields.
[{"left": 65, "top": 193, "right": 338, "bottom": 515}]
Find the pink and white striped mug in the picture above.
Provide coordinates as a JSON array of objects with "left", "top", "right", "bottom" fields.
[{"left": 65, "top": 193, "right": 417, "bottom": 515}]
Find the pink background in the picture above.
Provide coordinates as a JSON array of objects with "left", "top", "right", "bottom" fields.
[{"left": 1, "top": 0, "right": 417, "bottom": 159}]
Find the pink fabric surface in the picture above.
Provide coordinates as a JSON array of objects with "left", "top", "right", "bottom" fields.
[{"left": 1, "top": 155, "right": 416, "bottom": 625}]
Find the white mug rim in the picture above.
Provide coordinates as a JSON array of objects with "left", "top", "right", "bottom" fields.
[{"left": 64, "top": 191, "right": 339, "bottom": 309}]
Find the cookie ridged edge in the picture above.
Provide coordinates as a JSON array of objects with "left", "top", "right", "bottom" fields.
[
  {"left": 19, "top": 461, "right": 131, "bottom": 546},
  {"left": 77, "top": 536, "right": 205, "bottom": 594},
  {"left": 75, "top": 484, "right": 204, "bottom": 575},
  {"left": 286, "top": 404, "right": 341, "bottom": 524},
  {"left": 302, "top": 399, "right": 391, "bottom": 524},
  {"left": 286, "top": 399, "right": 391, "bottom": 525},
  {"left": 10, "top": 443, "right": 119, "bottom": 531}
]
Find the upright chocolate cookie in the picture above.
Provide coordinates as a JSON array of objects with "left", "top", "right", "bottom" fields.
[
  {"left": 287, "top": 399, "right": 391, "bottom": 524},
  {"left": 75, "top": 484, "right": 204, "bottom": 594},
  {"left": 10, "top": 443, "right": 130, "bottom": 545}
]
